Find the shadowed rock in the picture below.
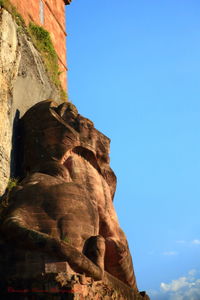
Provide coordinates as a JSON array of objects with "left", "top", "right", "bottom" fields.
[{"left": 0, "top": 100, "right": 138, "bottom": 292}]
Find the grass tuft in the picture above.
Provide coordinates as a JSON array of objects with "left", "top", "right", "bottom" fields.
[
  {"left": 28, "top": 23, "right": 68, "bottom": 101},
  {"left": 7, "top": 178, "right": 18, "bottom": 192},
  {"left": 28, "top": 23, "right": 59, "bottom": 85}
]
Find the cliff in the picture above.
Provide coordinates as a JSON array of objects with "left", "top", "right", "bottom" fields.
[{"left": 0, "top": 8, "right": 61, "bottom": 196}]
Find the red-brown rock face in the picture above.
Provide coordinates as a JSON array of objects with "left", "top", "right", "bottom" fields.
[{"left": 0, "top": 100, "right": 138, "bottom": 292}]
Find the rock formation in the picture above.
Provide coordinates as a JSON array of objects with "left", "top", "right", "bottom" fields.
[
  {"left": 0, "top": 100, "right": 149, "bottom": 299},
  {"left": 0, "top": 6, "right": 150, "bottom": 300},
  {"left": 0, "top": 8, "right": 61, "bottom": 196}
]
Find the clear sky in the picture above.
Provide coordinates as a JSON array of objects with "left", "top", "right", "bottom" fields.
[{"left": 66, "top": 1, "right": 200, "bottom": 299}]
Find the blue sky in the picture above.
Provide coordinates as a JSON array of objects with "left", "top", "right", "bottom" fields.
[{"left": 66, "top": 1, "right": 200, "bottom": 299}]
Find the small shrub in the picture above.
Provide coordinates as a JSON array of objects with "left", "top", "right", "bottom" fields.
[
  {"left": 28, "top": 23, "right": 68, "bottom": 101},
  {"left": 28, "top": 23, "right": 60, "bottom": 86},
  {"left": 0, "top": 178, "right": 18, "bottom": 209},
  {"left": 62, "top": 236, "right": 70, "bottom": 244},
  {"left": 7, "top": 178, "right": 18, "bottom": 192}
]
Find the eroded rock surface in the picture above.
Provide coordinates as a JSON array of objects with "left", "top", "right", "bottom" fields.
[
  {"left": 0, "top": 100, "right": 138, "bottom": 293},
  {"left": 0, "top": 9, "right": 60, "bottom": 196},
  {"left": 0, "top": 9, "right": 20, "bottom": 195}
]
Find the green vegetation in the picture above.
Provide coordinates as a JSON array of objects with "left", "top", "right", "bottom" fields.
[
  {"left": 62, "top": 236, "right": 71, "bottom": 244},
  {"left": 0, "top": 0, "right": 4, "bottom": 7},
  {"left": 0, "top": 0, "right": 25, "bottom": 27},
  {"left": 60, "top": 88, "right": 68, "bottom": 102},
  {"left": 7, "top": 177, "right": 18, "bottom": 192},
  {"left": 0, "top": 0, "right": 68, "bottom": 101},
  {"left": 28, "top": 23, "right": 60, "bottom": 85},
  {"left": 28, "top": 24, "right": 67, "bottom": 101},
  {"left": 0, "top": 177, "right": 18, "bottom": 210}
]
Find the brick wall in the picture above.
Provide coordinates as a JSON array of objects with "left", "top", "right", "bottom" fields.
[{"left": 10, "top": 0, "right": 68, "bottom": 90}]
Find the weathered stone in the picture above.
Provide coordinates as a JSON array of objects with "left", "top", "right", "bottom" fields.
[
  {"left": 0, "top": 100, "right": 150, "bottom": 299},
  {"left": 0, "top": 9, "right": 61, "bottom": 197},
  {"left": 0, "top": 9, "right": 20, "bottom": 195},
  {"left": 12, "top": 33, "right": 61, "bottom": 117},
  {"left": 0, "top": 9, "right": 19, "bottom": 74},
  {"left": 0, "top": 271, "right": 149, "bottom": 299}
]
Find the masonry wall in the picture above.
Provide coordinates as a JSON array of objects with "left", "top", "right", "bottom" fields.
[{"left": 10, "top": 0, "right": 68, "bottom": 90}]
